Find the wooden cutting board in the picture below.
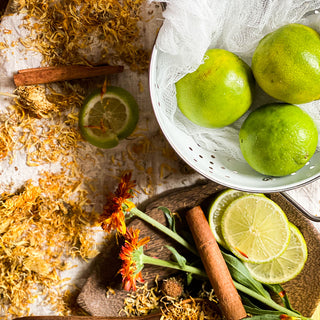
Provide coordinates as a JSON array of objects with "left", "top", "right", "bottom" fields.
[{"left": 77, "top": 180, "right": 320, "bottom": 318}]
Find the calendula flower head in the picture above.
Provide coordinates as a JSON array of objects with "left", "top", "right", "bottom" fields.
[
  {"left": 119, "top": 227, "right": 150, "bottom": 291},
  {"left": 100, "top": 172, "right": 137, "bottom": 235}
]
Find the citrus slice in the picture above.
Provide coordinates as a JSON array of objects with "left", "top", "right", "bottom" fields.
[
  {"left": 79, "top": 86, "right": 139, "bottom": 149},
  {"left": 221, "top": 194, "right": 290, "bottom": 263},
  {"left": 245, "top": 223, "right": 307, "bottom": 284},
  {"left": 208, "top": 189, "right": 249, "bottom": 248}
]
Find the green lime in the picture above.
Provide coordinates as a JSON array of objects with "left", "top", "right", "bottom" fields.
[
  {"left": 221, "top": 194, "right": 290, "bottom": 264},
  {"left": 252, "top": 23, "right": 320, "bottom": 104},
  {"left": 79, "top": 86, "right": 139, "bottom": 149},
  {"left": 239, "top": 103, "right": 318, "bottom": 177},
  {"left": 245, "top": 223, "right": 308, "bottom": 284},
  {"left": 208, "top": 189, "right": 249, "bottom": 248},
  {"left": 175, "top": 48, "right": 255, "bottom": 128}
]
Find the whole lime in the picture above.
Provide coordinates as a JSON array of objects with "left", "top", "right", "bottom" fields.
[
  {"left": 239, "top": 103, "right": 318, "bottom": 176},
  {"left": 252, "top": 23, "right": 320, "bottom": 104},
  {"left": 175, "top": 49, "right": 255, "bottom": 128}
]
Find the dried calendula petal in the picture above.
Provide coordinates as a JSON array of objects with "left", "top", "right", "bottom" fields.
[
  {"left": 15, "top": 85, "right": 59, "bottom": 117},
  {"left": 0, "top": 173, "right": 99, "bottom": 317},
  {"left": 13, "top": 0, "right": 150, "bottom": 71}
]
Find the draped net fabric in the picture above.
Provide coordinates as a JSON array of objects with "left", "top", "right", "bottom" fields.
[{"left": 154, "top": 0, "right": 320, "bottom": 160}]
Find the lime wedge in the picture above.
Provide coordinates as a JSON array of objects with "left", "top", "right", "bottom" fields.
[
  {"left": 208, "top": 189, "right": 249, "bottom": 248},
  {"left": 221, "top": 194, "right": 290, "bottom": 263},
  {"left": 245, "top": 223, "right": 307, "bottom": 284},
  {"left": 79, "top": 86, "right": 139, "bottom": 149}
]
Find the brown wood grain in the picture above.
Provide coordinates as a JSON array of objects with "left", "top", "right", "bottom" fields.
[{"left": 77, "top": 180, "right": 320, "bottom": 318}]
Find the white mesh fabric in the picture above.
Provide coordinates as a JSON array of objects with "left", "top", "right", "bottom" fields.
[{"left": 153, "top": 0, "right": 320, "bottom": 161}]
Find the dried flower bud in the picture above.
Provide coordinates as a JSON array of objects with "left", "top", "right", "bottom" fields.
[{"left": 161, "top": 277, "right": 184, "bottom": 299}]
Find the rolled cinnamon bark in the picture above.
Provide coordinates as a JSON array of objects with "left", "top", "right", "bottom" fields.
[
  {"left": 185, "top": 206, "right": 247, "bottom": 320},
  {"left": 13, "top": 65, "right": 124, "bottom": 86}
]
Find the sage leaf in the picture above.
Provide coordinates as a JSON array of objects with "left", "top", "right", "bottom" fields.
[
  {"left": 166, "top": 245, "right": 186, "bottom": 268},
  {"left": 242, "top": 296, "right": 282, "bottom": 315},
  {"left": 248, "top": 315, "right": 285, "bottom": 319},
  {"left": 221, "top": 250, "right": 271, "bottom": 299},
  {"left": 265, "top": 284, "right": 300, "bottom": 315},
  {"left": 158, "top": 206, "right": 176, "bottom": 232}
]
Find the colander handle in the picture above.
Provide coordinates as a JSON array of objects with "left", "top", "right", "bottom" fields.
[{"left": 280, "top": 192, "right": 320, "bottom": 222}]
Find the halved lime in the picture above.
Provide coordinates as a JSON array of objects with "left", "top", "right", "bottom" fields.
[
  {"left": 79, "top": 86, "right": 139, "bottom": 149},
  {"left": 208, "top": 189, "right": 249, "bottom": 248},
  {"left": 245, "top": 223, "right": 307, "bottom": 284},
  {"left": 221, "top": 194, "right": 290, "bottom": 263}
]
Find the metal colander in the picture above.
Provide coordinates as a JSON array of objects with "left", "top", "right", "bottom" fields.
[{"left": 149, "top": 47, "right": 320, "bottom": 193}]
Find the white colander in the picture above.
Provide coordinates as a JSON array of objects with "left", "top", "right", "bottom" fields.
[{"left": 149, "top": 47, "right": 320, "bottom": 193}]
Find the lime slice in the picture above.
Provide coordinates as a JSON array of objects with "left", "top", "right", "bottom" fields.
[
  {"left": 79, "top": 86, "right": 139, "bottom": 149},
  {"left": 208, "top": 189, "right": 249, "bottom": 248},
  {"left": 245, "top": 223, "right": 307, "bottom": 284},
  {"left": 221, "top": 194, "right": 290, "bottom": 263}
]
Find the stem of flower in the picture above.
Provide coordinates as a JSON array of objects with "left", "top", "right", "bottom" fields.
[
  {"left": 233, "top": 282, "right": 306, "bottom": 319},
  {"left": 141, "top": 253, "right": 207, "bottom": 278},
  {"left": 131, "top": 207, "right": 198, "bottom": 256},
  {"left": 141, "top": 253, "right": 305, "bottom": 319}
]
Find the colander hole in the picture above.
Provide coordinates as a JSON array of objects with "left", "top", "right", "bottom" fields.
[
  {"left": 310, "top": 165, "right": 315, "bottom": 169},
  {"left": 209, "top": 167, "right": 213, "bottom": 170},
  {"left": 199, "top": 155, "right": 203, "bottom": 158},
  {"left": 211, "top": 155, "right": 215, "bottom": 159},
  {"left": 225, "top": 176, "right": 230, "bottom": 178},
  {"left": 221, "top": 167, "right": 225, "bottom": 170},
  {"left": 189, "top": 147, "right": 193, "bottom": 151},
  {"left": 194, "top": 159, "right": 198, "bottom": 162},
  {"left": 210, "top": 161, "right": 214, "bottom": 165},
  {"left": 232, "top": 170, "right": 238, "bottom": 174},
  {"left": 262, "top": 177, "right": 273, "bottom": 181}
]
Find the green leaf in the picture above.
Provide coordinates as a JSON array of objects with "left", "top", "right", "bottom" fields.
[
  {"left": 248, "top": 315, "right": 284, "bottom": 319},
  {"left": 186, "top": 272, "right": 193, "bottom": 286},
  {"left": 242, "top": 296, "right": 282, "bottom": 315},
  {"left": 265, "top": 284, "right": 300, "bottom": 315},
  {"left": 165, "top": 245, "right": 186, "bottom": 268},
  {"left": 221, "top": 250, "right": 271, "bottom": 299},
  {"left": 158, "top": 206, "right": 176, "bottom": 232}
]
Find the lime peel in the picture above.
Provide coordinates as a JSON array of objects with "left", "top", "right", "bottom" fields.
[{"left": 208, "top": 189, "right": 249, "bottom": 248}]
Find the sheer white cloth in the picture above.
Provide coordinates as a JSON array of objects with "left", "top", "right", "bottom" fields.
[{"left": 154, "top": 0, "right": 320, "bottom": 159}]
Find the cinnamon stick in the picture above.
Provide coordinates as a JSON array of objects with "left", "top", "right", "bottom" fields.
[
  {"left": 13, "top": 65, "right": 124, "bottom": 86},
  {"left": 185, "top": 206, "right": 247, "bottom": 320}
]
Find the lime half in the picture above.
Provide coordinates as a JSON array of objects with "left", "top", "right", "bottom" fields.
[
  {"left": 245, "top": 223, "right": 308, "bottom": 284},
  {"left": 221, "top": 194, "right": 290, "bottom": 263},
  {"left": 79, "top": 86, "right": 139, "bottom": 149},
  {"left": 208, "top": 189, "right": 249, "bottom": 248}
]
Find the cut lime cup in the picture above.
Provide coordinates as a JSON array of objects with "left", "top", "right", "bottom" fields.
[
  {"left": 245, "top": 222, "right": 308, "bottom": 284},
  {"left": 221, "top": 194, "right": 291, "bottom": 264},
  {"left": 79, "top": 86, "right": 139, "bottom": 149}
]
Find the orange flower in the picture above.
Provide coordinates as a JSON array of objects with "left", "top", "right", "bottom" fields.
[
  {"left": 100, "top": 172, "right": 137, "bottom": 235},
  {"left": 119, "top": 228, "right": 150, "bottom": 291},
  {"left": 114, "top": 172, "right": 137, "bottom": 199}
]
